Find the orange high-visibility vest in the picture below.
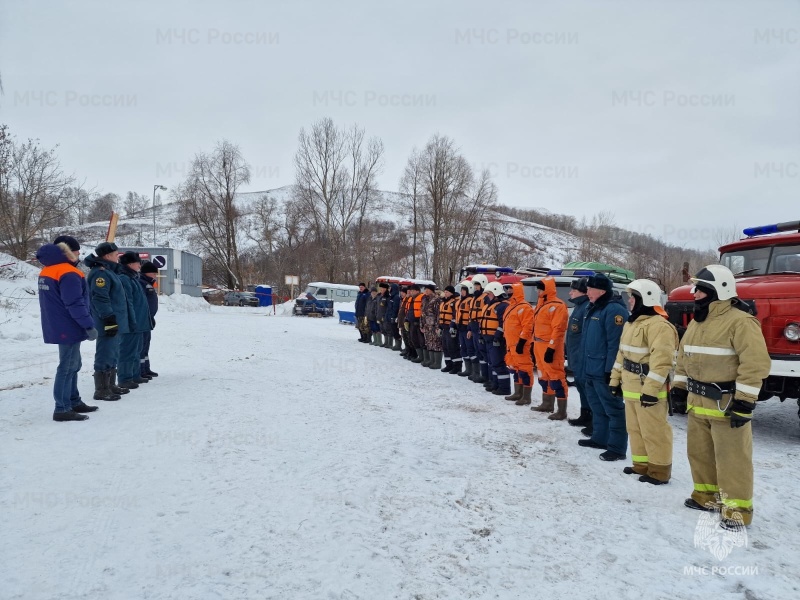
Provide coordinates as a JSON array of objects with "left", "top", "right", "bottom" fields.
[
  {"left": 439, "top": 296, "right": 458, "bottom": 325},
  {"left": 457, "top": 296, "right": 473, "bottom": 326}
]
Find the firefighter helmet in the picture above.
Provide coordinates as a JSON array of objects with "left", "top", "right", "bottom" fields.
[
  {"left": 458, "top": 280, "right": 474, "bottom": 294},
  {"left": 472, "top": 274, "right": 489, "bottom": 289},
  {"left": 626, "top": 279, "right": 664, "bottom": 307},
  {"left": 690, "top": 264, "right": 737, "bottom": 301},
  {"left": 484, "top": 281, "right": 505, "bottom": 298}
]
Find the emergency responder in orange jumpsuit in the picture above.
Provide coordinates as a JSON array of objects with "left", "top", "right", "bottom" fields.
[
  {"left": 671, "top": 265, "right": 770, "bottom": 529},
  {"left": 531, "top": 277, "right": 569, "bottom": 419},
  {"left": 609, "top": 279, "right": 678, "bottom": 485},
  {"left": 502, "top": 282, "right": 535, "bottom": 406},
  {"left": 456, "top": 281, "right": 475, "bottom": 378}
]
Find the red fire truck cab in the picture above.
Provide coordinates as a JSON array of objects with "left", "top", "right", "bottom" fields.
[{"left": 665, "top": 221, "right": 800, "bottom": 416}]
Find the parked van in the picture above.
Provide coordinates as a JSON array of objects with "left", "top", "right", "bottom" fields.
[{"left": 297, "top": 282, "right": 361, "bottom": 303}]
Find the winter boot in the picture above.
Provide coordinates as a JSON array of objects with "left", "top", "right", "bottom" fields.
[
  {"left": 441, "top": 359, "right": 453, "bottom": 373},
  {"left": 505, "top": 383, "right": 523, "bottom": 402},
  {"left": 421, "top": 349, "right": 431, "bottom": 367},
  {"left": 375, "top": 333, "right": 383, "bottom": 347},
  {"left": 144, "top": 359, "right": 158, "bottom": 377},
  {"left": 109, "top": 368, "right": 129, "bottom": 395},
  {"left": 411, "top": 349, "right": 423, "bottom": 363},
  {"left": 72, "top": 401, "right": 98, "bottom": 413},
  {"left": 92, "top": 371, "right": 119, "bottom": 401},
  {"left": 133, "top": 375, "right": 149, "bottom": 384},
  {"left": 515, "top": 386, "right": 533, "bottom": 406},
  {"left": 568, "top": 408, "right": 591, "bottom": 427},
  {"left": 359, "top": 332, "right": 370, "bottom": 343},
  {"left": 382, "top": 334, "right": 392, "bottom": 348},
  {"left": 458, "top": 359, "right": 472, "bottom": 377},
  {"left": 532, "top": 393, "right": 556, "bottom": 413},
  {"left": 549, "top": 399, "right": 568, "bottom": 420},
  {"left": 429, "top": 351, "right": 442, "bottom": 370},
  {"left": 581, "top": 426, "right": 593, "bottom": 438},
  {"left": 473, "top": 364, "right": 486, "bottom": 384},
  {"left": 449, "top": 360, "right": 464, "bottom": 375},
  {"left": 53, "top": 410, "right": 89, "bottom": 422},
  {"left": 392, "top": 338, "right": 402, "bottom": 351}
]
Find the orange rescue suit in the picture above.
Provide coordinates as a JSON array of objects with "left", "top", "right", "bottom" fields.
[
  {"left": 533, "top": 277, "right": 569, "bottom": 399},
  {"left": 503, "top": 283, "right": 535, "bottom": 382}
]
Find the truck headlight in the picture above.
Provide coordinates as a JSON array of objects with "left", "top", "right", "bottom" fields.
[{"left": 785, "top": 323, "right": 800, "bottom": 342}]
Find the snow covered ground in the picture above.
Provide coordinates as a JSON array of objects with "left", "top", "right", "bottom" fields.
[{"left": 2, "top": 268, "right": 800, "bottom": 599}]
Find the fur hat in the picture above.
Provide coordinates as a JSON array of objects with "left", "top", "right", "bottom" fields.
[
  {"left": 586, "top": 273, "right": 613, "bottom": 293},
  {"left": 444, "top": 285, "right": 456, "bottom": 294},
  {"left": 119, "top": 251, "right": 141, "bottom": 265},
  {"left": 570, "top": 277, "right": 589, "bottom": 293},
  {"left": 53, "top": 235, "right": 80, "bottom": 252},
  {"left": 378, "top": 282, "right": 389, "bottom": 290},
  {"left": 94, "top": 242, "right": 119, "bottom": 257},
  {"left": 141, "top": 261, "right": 159, "bottom": 274},
  {"left": 408, "top": 284, "right": 421, "bottom": 291}
]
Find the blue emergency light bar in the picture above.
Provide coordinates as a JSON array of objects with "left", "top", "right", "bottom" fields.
[
  {"left": 743, "top": 220, "right": 800, "bottom": 237},
  {"left": 547, "top": 269, "right": 596, "bottom": 277}
]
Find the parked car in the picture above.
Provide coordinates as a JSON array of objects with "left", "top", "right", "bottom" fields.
[{"left": 223, "top": 291, "right": 260, "bottom": 307}]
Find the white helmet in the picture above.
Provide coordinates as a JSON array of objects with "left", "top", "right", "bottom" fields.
[
  {"left": 626, "top": 279, "right": 664, "bottom": 307},
  {"left": 472, "top": 274, "right": 489, "bottom": 289},
  {"left": 691, "top": 264, "right": 737, "bottom": 301},
  {"left": 484, "top": 281, "right": 505, "bottom": 298},
  {"left": 458, "top": 280, "right": 474, "bottom": 294}
]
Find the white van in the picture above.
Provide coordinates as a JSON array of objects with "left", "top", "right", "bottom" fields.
[{"left": 297, "top": 282, "right": 361, "bottom": 303}]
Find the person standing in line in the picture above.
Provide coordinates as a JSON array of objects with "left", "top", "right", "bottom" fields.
[
  {"left": 84, "top": 242, "right": 127, "bottom": 402},
  {"left": 672, "top": 265, "right": 770, "bottom": 528},
  {"left": 577, "top": 273, "right": 630, "bottom": 462},
  {"left": 609, "top": 279, "right": 678, "bottom": 485},
  {"left": 366, "top": 286, "right": 380, "bottom": 346},
  {"left": 502, "top": 282, "right": 535, "bottom": 406},
  {"left": 530, "top": 276, "right": 570, "bottom": 420},
  {"left": 456, "top": 280, "right": 475, "bottom": 377},
  {"left": 117, "top": 252, "right": 152, "bottom": 389},
  {"left": 376, "top": 282, "right": 391, "bottom": 348},
  {"left": 355, "top": 282, "right": 370, "bottom": 343},
  {"left": 481, "top": 282, "right": 511, "bottom": 396},
  {"left": 438, "top": 286, "right": 461, "bottom": 373},
  {"left": 36, "top": 238, "right": 98, "bottom": 421},
  {"left": 387, "top": 283, "right": 402, "bottom": 351},
  {"left": 566, "top": 278, "right": 593, "bottom": 431},
  {"left": 420, "top": 284, "right": 443, "bottom": 369},
  {"left": 468, "top": 275, "right": 489, "bottom": 383},
  {"left": 397, "top": 287, "right": 412, "bottom": 358},
  {"left": 138, "top": 261, "right": 160, "bottom": 379},
  {"left": 406, "top": 285, "right": 424, "bottom": 363}
]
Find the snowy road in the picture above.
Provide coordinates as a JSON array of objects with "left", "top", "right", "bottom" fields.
[{"left": 2, "top": 302, "right": 799, "bottom": 600}]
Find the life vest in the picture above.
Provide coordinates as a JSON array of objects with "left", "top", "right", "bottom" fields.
[
  {"left": 479, "top": 300, "right": 502, "bottom": 336},
  {"left": 457, "top": 295, "right": 473, "bottom": 325},
  {"left": 412, "top": 294, "right": 422, "bottom": 318},
  {"left": 439, "top": 296, "right": 458, "bottom": 325},
  {"left": 470, "top": 292, "right": 486, "bottom": 323}
]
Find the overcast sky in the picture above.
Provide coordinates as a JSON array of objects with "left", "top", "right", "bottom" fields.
[{"left": 1, "top": 0, "right": 798, "bottom": 250}]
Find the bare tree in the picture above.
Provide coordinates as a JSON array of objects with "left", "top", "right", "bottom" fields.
[
  {"left": 86, "top": 192, "right": 120, "bottom": 223},
  {"left": 402, "top": 134, "right": 497, "bottom": 283},
  {"left": 174, "top": 140, "right": 250, "bottom": 289},
  {"left": 0, "top": 126, "right": 77, "bottom": 258},
  {"left": 124, "top": 191, "right": 149, "bottom": 217},
  {"left": 292, "top": 118, "right": 384, "bottom": 282},
  {"left": 399, "top": 148, "right": 425, "bottom": 278}
]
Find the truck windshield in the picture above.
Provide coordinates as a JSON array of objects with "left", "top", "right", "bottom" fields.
[
  {"left": 721, "top": 244, "right": 800, "bottom": 275},
  {"left": 304, "top": 286, "right": 318, "bottom": 295}
]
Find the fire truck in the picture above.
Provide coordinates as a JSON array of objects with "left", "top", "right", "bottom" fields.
[
  {"left": 665, "top": 221, "right": 800, "bottom": 420},
  {"left": 458, "top": 264, "right": 550, "bottom": 285}
]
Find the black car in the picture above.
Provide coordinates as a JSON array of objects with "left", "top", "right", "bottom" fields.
[{"left": 223, "top": 291, "right": 260, "bottom": 307}]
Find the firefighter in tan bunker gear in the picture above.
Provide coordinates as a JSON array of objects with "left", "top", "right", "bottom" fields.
[
  {"left": 609, "top": 279, "right": 678, "bottom": 485},
  {"left": 671, "top": 265, "right": 770, "bottom": 528}
]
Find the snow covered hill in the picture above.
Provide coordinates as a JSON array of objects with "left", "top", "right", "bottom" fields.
[{"left": 1, "top": 257, "right": 798, "bottom": 599}]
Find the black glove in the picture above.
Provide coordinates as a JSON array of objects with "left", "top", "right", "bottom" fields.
[
  {"left": 670, "top": 388, "right": 688, "bottom": 414},
  {"left": 516, "top": 338, "right": 527, "bottom": 354},
  {"left": 150, "top": 316, "right": 156, "bottom": 329},
  {"left": 544, "top": 347, "right": 555, "bottom": 363},
  {"left": 640, "top": 393, "right": 659, "bottom": 408},
  {"left": 102, "top": 315, "right": 118, "bottom": 337},
  {"left": 727, "top": 399, "right": 753, "bottom": 428},
  {"left": 604, "top": 372, "right": 612, "bottom": 384},
  {"left": 449, "top": 326, "right": 457, "bottom": 338},
  {"left": 609, "top": 384, "right": 622, "bottom": 397},
  {"left": 85, "top": 327, "right": 98, "bottom": 341}
]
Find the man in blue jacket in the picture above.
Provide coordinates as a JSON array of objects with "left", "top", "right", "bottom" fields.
[
  {"left": 85, "top": 242, "right": 128, "bottom": 401},
  {"left": 139, "top": 261, "right": 160, "bottom": 378},
  {"left": 37, "top": 238, "right": 98, "bottom": 421},
  {"left": 354, "top": 282, "right": 370, "bottom": 343},
  {"left": 386, "top": 283, "right": 401, "bottom": 350},
  {"left": 566, "top": 277, "right": 593, "bottom": 431},
  {"left": 117, "top": 252, "right": 153, "bottom": 389},
  {"left": 577, "top": 273, "right": 630, "bottom": 461}
]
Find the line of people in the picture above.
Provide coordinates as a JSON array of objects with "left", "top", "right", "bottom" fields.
[
  {"left": 353, "top": 265, "right": 771, "bottom": 529},
  {"left": 37, "top": 238, "right": 160, "bottom": 422}
]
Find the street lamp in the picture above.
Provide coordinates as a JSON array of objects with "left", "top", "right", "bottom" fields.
[{"left": 153, "top": 184, "right": 167, "bottom": 246}]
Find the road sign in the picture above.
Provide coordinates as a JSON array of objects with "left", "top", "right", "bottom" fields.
[
  {"left": 152, "top": 255, "right": 167, "bottom": 270},
  {"left": 285, "top": 275, "right": 299, "bottom": 285}
]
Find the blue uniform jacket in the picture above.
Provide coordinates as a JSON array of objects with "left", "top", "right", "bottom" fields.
[
  {"left": 139, "top": 274, "right": 159, "bottom": 317},
  {"left": 581, "top": 293, "right": 629, "bottom": 379},
  {"left": 36, "top": 244, "right": 94, "bottom": 344},
  {"left": 355, "top": 290, "right": 369, "bottom": 318},
  {"left": 386, "top": 283, "right": 400, "bottom": 321},
  {"left": 566, "top": 294, "right": 590, "bottom": 380},
  {"left": 119, "top": 266, "right": 152, "bottom": 333},
  {"left": 84, "top": 254, "right": 131, "bottom": 336}
]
